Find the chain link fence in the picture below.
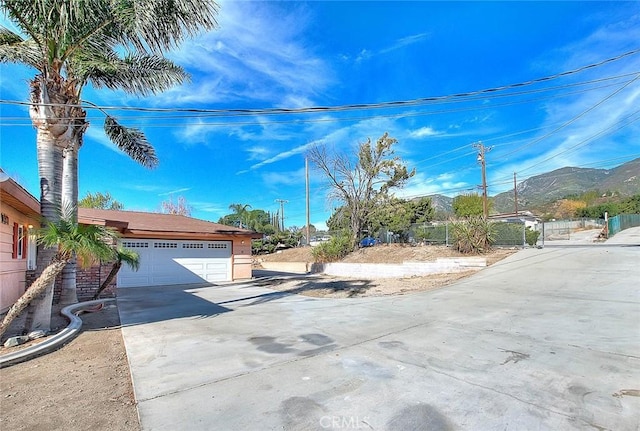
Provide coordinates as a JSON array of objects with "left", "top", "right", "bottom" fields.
[
  {"left": 375, "top": 221, "right": 533, "bottom": 247},
  {"left": 608, "top": 214, "right": 640, "bottom": 236},
  {"left": 533, "top": 218, "right": 605, "bottom": 241},
  {"left": 324, "top": 215, "right": 639, "bottom": 248}
]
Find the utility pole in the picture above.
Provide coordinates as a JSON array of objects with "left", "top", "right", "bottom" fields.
[
  {"left": 513, "top": 172, "right": 518, "bottom": 215},
  {"left": 473, "top": 142, "right": 492, "bottom": 219},
  {"left": 305, "top": 157, "right": 311, "bottom": 246},
  {"left": 275, "top": 199, "right": 288, "bottom": 231}
]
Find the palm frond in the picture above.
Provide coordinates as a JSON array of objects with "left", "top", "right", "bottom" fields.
[
  {"left": 104, "top": 116, "right": 158, "bottom": 168},
  {"left": 116, "top": 246, "right": 140, "bottom": 271},
  {"left": 113, "top": 0, "right": 220, "bottom": 54},
  {"left": 74, "top": 51, "right": 188, "bottom": 95},
  {"left": 38, "top": 216, "right": 117, "bottom": 267},
  {"left": 0, "top": 27, "right": 41, "bottom": 67}
]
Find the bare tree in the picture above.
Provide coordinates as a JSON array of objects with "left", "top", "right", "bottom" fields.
[
  {"left": 309, "top": 132, "right": 414, "bottom": 249},
  {"left": 160, "top": 196, "right": 192, "bottom": 216}
]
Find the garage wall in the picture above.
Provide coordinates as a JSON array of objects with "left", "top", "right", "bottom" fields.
[{"left": 231, "top": 238, "right": 253, "bottom": 280}]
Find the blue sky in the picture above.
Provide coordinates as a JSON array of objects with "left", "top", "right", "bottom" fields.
[{"left": 1, "top": 1, "right": 639, "bottom": 230}]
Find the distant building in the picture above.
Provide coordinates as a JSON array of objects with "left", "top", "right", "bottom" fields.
[{"left": 489, "top": 211, "right": 541, "bottom": 229}]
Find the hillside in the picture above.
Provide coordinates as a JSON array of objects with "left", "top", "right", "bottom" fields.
[
  {"left": 493, "top": 158, "right": 640, "bottom": 213},
  {"left": 423, "top": 194, "right": 453, "bottom": 215}
]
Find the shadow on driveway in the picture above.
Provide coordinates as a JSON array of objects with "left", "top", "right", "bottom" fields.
[
  {"left": 117, "top": 283, "right": 232, "bottom": 327},
  {"left": 117, "top": 275, "right": 376, "bottom": 327},
  {"left": 219, "top": 275, "right": 375, "bottom": 307}
]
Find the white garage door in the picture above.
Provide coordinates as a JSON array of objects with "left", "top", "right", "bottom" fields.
[{"left": 117, "top": 240, "right": 232, "bottom": 287}]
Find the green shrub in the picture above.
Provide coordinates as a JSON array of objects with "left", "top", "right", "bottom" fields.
[
  {"left": 450, "top": 217, "right": 495, "bottom": 254},
  {"left": 251, "top": 231, "right": 300, "bottom": 254},
  {"left": 413, "top": 224, "right": 447, "bottom": 244},
  {"left": 311, "top": 234, "right": 352, "bottom": 262},
  {"left": 525, "top": 227, "right": 540, "bottom": 246},
  {"left": 493, "top": 222, "right": 524, "bottom": 246}
]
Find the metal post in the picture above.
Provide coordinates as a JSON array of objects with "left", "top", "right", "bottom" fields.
[
  {"left": 514, "top": 172, "right": 518, "bottom": 215},
  {"left": 445, "top": 222, "right": 449, "bottom": 247},
  {"left": 305, "top": 158, "right": 310, "bottom": 245}
]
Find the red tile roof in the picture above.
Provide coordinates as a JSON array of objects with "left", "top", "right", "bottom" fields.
[{"left": 78, "top": 208, "right": 261, "bottom": 239}]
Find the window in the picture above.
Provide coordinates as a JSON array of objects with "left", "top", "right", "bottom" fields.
[
  {"left": 208, "top": 243, "right": 228, "bottom": 249},
  {"left": 154, "top": 242, "right": 177, "bottom": 248},
  {"left": 183, "top": 243, "right": 204, "bottom": 249},
  {"left": 17, "top": 225, "right": 24, "bottom": 259},
  {"left": 27, "top": 232, "right": 37, "bottom": 270},
  {"left": 12, "top": 223, "right": 27, "bottom": 260},
  {"left": 122, "top": 241, "right": 149, "bottom": 248}
]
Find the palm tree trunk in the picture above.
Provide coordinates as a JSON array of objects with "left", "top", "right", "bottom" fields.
[
  {"left": 93, "top": 261, "right": 122, "bottom": 300},
  {"left": 0, "top": 260, "right": 67, "bottom": 339},
  {"left": 60, "top": 143, "right": 79, "bottom": 305},
  {"left": 26, "top": 74, "right": 71, "bottom": 332}
]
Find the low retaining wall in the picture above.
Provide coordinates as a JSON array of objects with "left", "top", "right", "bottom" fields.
[
  {"left": 312, "top": 257, "right": 486, "bottom": 279},
  {"left": 259, "top": 261, "right": 311, "bottom": 274}
]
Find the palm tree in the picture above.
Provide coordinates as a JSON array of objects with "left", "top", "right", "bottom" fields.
[
  {"left": 0, "top": 213, "right": 117, "bottom": 339},
  {"left": 92, "top": 247, "right": 140, "bottom": 300},
  {"left": 229, "top": 204, "right": 252, "bottom": 229},
  {"left": 0, "top": 1, "right": 219, "bottom": 327}
]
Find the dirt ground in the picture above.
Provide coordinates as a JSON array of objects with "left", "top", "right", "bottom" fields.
[
  {"left": 0, "top": 244, "right": 516, "bottom": 430},
  {"left": 0, "top": 304, "right": 139, "bottom": 431}
]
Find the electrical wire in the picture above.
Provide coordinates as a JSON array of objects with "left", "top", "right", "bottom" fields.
[{"left": 0, "top": 50, "right": 638, "bottom": 119}]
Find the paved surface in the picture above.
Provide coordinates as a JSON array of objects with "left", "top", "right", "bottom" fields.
[{"left": 118, "top": 228, "right": 640, "bottom": 431}]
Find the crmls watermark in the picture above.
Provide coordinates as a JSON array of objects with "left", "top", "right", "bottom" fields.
[{"left": 319, "top": 415, "right": 371, "bottom": 429}]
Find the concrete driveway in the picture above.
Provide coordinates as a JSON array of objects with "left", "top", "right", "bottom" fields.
[{"left": 117, "top": 228, "right": 640, "bottom": 431}]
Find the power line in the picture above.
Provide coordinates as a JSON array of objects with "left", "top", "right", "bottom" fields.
[
  {"left": 0, "top": 79, "right": 630, "bottom": 127},
  {"left": 1, "top": 50, "right": 638, "bottom": 119},
  {"left": 496, "top": 73, "right": 640, "bottom": 160}
]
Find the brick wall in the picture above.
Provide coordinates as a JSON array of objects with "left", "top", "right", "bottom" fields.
[{"left": 51, "top": 262, "right": 117, "bottom": 303}]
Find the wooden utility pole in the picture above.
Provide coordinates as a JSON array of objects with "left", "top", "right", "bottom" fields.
[
  {"left": 514, "top": 172, "right": 518, "bottom": 215},
  {"left": 473, "top": 142, "right": 492, "bottom": 219},
  {"left": 305, "top": 158, "right": 311, "bottom": 246}
]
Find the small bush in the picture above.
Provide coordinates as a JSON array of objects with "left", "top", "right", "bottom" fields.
[
  {"left": 493, "top": 222, "right": 524, "bottom": 246},
  {"left": 450, "top": 217, "right": 495, "bottom": 254},
  {"left": 312, "top": 234, "right": 352, "bottom": 262},
  {"left": 525, "top": 227, "right": 540, "bottom": 246}
]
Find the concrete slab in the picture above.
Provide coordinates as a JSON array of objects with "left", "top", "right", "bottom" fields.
[{"left": 118, "top": 228, "right": 640, "bottom": 430}]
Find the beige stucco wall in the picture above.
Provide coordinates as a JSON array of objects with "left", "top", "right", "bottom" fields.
[
  {"left": 231, "top": 238, "right": 253, "bottom": 280},
  {"left": 0, "top": 204, "right": 38, "bottom": 313}
]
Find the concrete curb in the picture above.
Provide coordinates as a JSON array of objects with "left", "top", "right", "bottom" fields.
[{"left": 0, "top": 298, "right": 115, "bottom": 368}]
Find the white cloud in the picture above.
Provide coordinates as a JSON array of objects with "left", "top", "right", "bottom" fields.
[
  {"left": 125, "top": 184, "right": 165, "bottom": 193},
  {"left": 158, "top": 187, "right": 191, "bottom": 196},
  {"left": 408, "top": 126, "right": 442, "bottom": 138},
  {"left": 245, "top": 145, "right": 271, "bottom": 161},
  {"left": 379, "top": 32, "right": 430, "bottom": 55},
  {"left": 350, "top": 32, "right": 429, "bottom": 63},
  {"left": 398, "top": 172, "right": 471, "bottom": 199},
  {"left": 237, "top": 141, "right": 317, "bottom": 174},
  {"left": 156, "top": 0, "right": 333, "bottom": 107},
  {"left": 174, "top": 119, "right": 214, "bottom": 145},
  {"left": 191, "top": 201, "right": 227, "bottom": 215}
]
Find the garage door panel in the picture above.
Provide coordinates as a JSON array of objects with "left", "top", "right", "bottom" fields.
[{"left": 118, "top": 240, "right": 232, "bottom": 288}]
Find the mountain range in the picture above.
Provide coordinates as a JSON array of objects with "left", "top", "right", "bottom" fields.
[{"left": 425, "top": 157, "right": 639, "bottom": 215}]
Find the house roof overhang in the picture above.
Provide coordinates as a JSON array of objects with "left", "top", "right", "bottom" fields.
[{"left": 0, "top": 174, "right": 40, "bottom": 218}]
